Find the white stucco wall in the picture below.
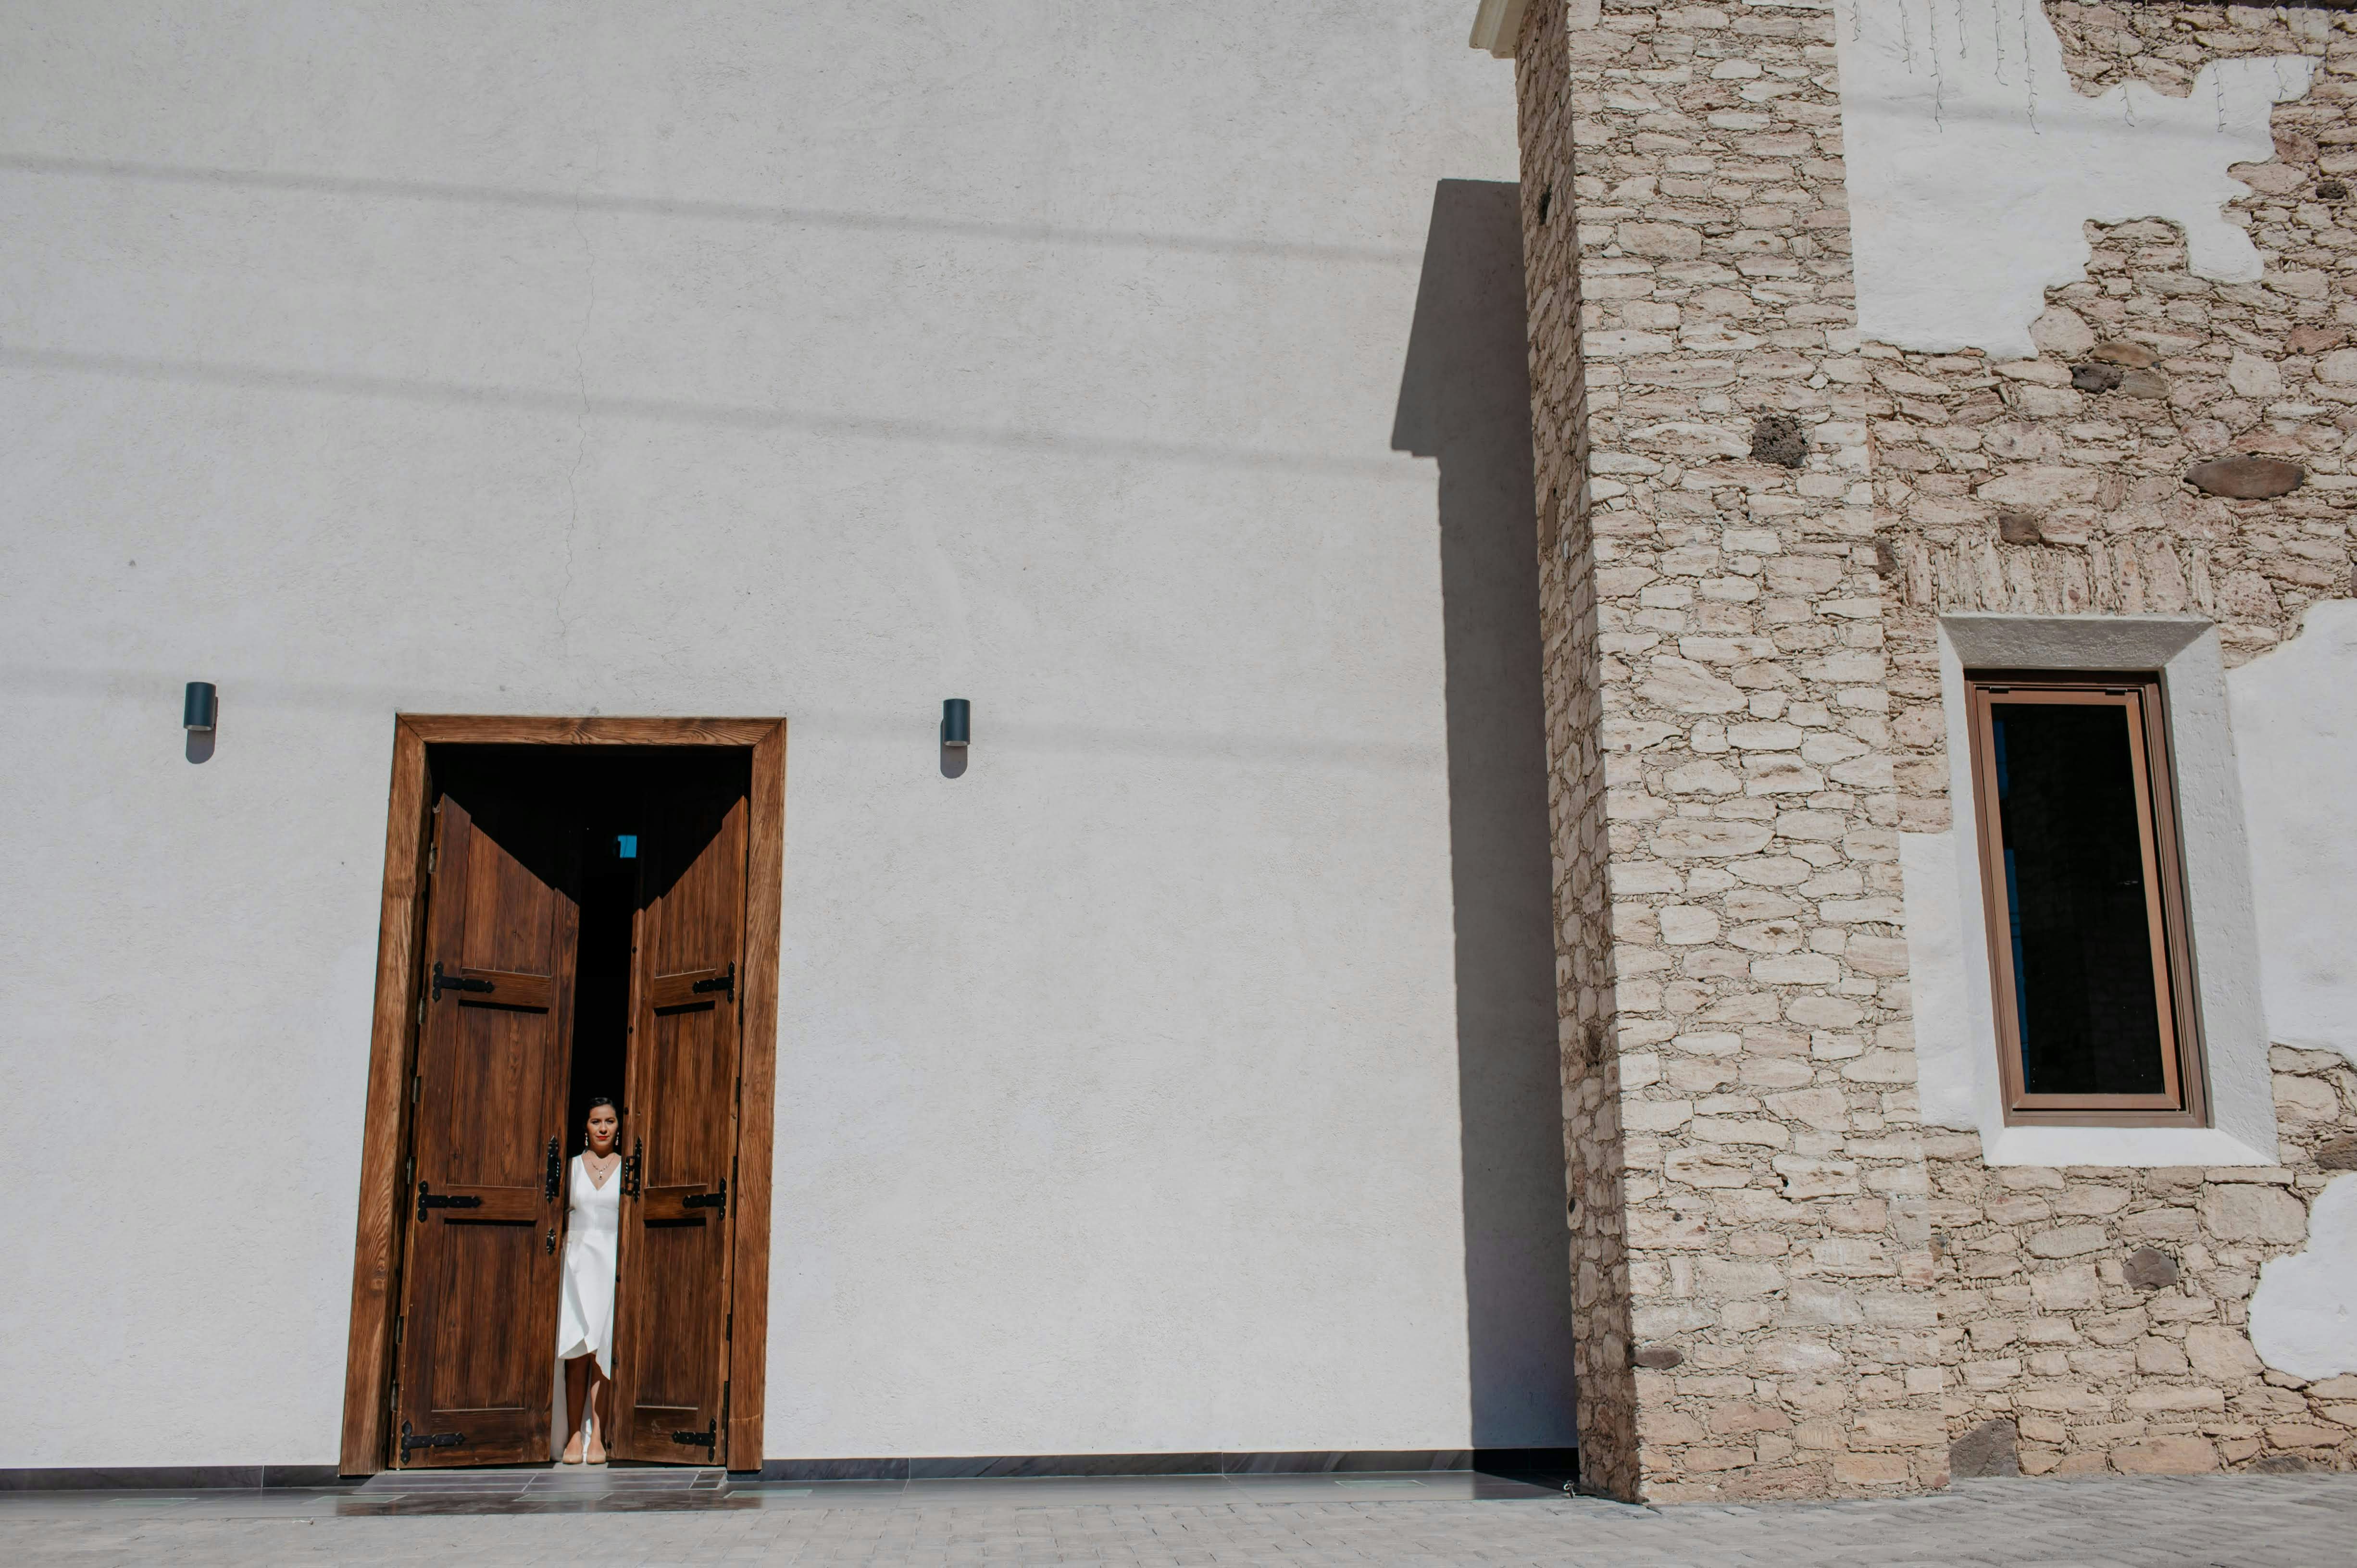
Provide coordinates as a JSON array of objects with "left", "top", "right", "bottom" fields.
[
  {"left": 2224, "top": 602, "right": 2357, "bottom": 1071},
  {"left": 1832, "top": 0, "right": 2320, "bottom": 356},
  {"left": 0, "top": 4, "right": 1570, "bottom": 1468},
  {"left": 2249, "top": 1173, "right": 2357, "bottom": 1381}
]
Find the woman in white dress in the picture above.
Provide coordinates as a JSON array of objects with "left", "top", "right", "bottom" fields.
[{"left": 558, "top": 1098, "right": 622, "bottom": 1464}]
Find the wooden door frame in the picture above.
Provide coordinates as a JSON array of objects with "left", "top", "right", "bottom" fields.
[{"left": 339, "top": 715, "right": 786, "bottom": 1476}]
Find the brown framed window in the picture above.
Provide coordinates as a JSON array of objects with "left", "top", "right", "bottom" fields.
[{"left": 1963, "top": 672, "right": 2207, "bottom": 1125}]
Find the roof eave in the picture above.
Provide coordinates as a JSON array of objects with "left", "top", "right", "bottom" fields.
[{"left": 1467, "top": 0, "right": 1531, "bottom": 59}]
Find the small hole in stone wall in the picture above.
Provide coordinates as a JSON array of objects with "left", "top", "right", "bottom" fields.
[
  {"left": 2318, "top": 180, "right": 2349, "bottom": 202},
  {"left": 1750, "top": 412, "right": 1807, "bottom": 469},
  {"left": 1537, "top": 186, "right": 1552, "bottom": 224}
]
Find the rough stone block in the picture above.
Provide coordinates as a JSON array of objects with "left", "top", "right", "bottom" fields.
[
  {"left": 1831, "top": 1453, "right": 1913, "bottom": 1485},
  {"left": 2265, "top": 1423, "right": 2348, "bottom": 1451},
  {"left": 1684, "top": 1445, "right": 1758, "bottom": 1472},
  {"left": 1852, "top": 1409, "right": 1946, "bottom": 1447},
  {"left": 2024, "top": 1224, "right": 2111, "bottom": 1259},
  {"left": 2030, "top": 1265, "right": 2102, "bottom": 1310},
  {"left": 2199, "top": 1185, "right": 2308, "bottom": 1246},
  {"left": 2185, "top": 1325, "right": 2266, "bottom": 1383},
  {"left": 1947, "top": 1418, "right": 2020, "bottom": 1478},
  {"left": 2183, "top": 457, "right": 2304, "bottom": 500},
  {"left": 2054, "top": 1186, "right": 2132, "bottom": 1219},
  {"left": 2111, "top": 1436, "right": 2220, "bottom": 1474},
  {"left": 1962, "top": 1358, "right": 2022, "bottom": 1391},
  {"left": 1709, "top": 1401, "right": 1794, "bottom": 1436},
  {"left": 2123, "top": 1248, "right": 2181, "bottom": 1290},
  {"left": 2125, "top": 1385, "right": 2227, "bottom": 1413},
  {"left": 2121, "top": 1207, "right": 2206, "bottom": 1244}
]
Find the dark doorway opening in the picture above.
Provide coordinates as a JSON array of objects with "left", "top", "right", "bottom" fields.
[
  {"left": 570, "top": 833, "right": 638, "bottom": 1143},
  {"left": 426, "top": 746, "right": 748, "bottom": 1151}
]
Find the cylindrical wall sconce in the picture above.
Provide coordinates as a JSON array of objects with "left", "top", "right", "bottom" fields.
[
  {"left": 940, "top": 698, "right": 971, "bottom": 749},
  {"left": 183, "top": 682, "right": 218, "bottom": 733}
]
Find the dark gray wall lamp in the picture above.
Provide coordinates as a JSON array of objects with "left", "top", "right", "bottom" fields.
[
  {"left": 183, "top": 682, "right": 218, "bottom": 732},
  {"left": 940, "top": 698, "right": 971, "bottom": 748}
]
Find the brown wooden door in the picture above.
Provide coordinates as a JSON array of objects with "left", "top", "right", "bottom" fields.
[
  {"left": 392, "top": 796, "right": 578, "bottom": 1467},
  {"left": 608, "top": 784, "right": 748, "bottom": 1464}
]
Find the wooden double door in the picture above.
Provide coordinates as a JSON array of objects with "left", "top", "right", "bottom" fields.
[{"left": 391, "top": 773, "right": 750, "bottom": 1468}]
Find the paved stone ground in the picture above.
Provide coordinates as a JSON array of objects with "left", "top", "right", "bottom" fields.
[{"left": 4, "top": 1473, "right": 2355, "bottom": 1566}]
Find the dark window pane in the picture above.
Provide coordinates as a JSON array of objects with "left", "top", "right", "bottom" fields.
[{"left": 1990, "top": 701, "right": 2166, "bottom": 1096}]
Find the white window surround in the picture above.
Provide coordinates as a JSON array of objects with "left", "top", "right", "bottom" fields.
[{"left": 1907, "top": 614, "right": 2278, "bottom": 1167}]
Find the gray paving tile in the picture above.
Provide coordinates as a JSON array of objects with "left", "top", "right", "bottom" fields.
[{"left": 3, "top": 1475, "right": 2356, "bottom": 1567}]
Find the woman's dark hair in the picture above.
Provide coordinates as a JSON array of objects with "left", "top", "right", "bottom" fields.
[{"left": 587, "top": 1096, "right": 616, "bottom": 1111}]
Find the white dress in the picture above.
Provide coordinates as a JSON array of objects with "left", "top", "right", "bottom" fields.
[{"left": 556, "top": 1153, "right": 620, "bottom": 1374}]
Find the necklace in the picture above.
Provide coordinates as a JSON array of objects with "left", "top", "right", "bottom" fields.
[{"left": 582, "top": 1150, "right": 619, "bottom": 1188}]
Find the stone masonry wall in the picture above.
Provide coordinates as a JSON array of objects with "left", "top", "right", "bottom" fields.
[
  {"left": 1515, "top": 0, "right": 2357, "bottom": 1500},
  {"left": 1517, "top": 0, "right": 1644, "bottom": 1506},
  {"left": 1865, "top": 1, "right": 2357, "bottom": 1479},
  {"left": 1515, "top": 0, "right": 1948, "bottom": 1503}
]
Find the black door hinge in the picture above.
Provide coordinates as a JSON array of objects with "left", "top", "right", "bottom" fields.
[
  {"left": 431, "top": 962, "right": 494, "bottom": 1002},
  {"left": 546, "top": 1227, "right": 557, "bottom": 1255},
  {"left": 670, "top": 1419, "right": 717, "bottom": 1452},
  {"left": 622, "top": 1138, "right": 643, "bottom": 1198},
  {"left": 684, "top": 1179, "right": 728, "bottom": 1218},
  {"left": 400, "top": 1420, "right": 467, "bottom": 1458},
  {"left": 692, "top": 961, "right": 736, "bottom": 1000},
  {"left": 416, "top": 1181, "right": 484, "bottom": 1223},
  {"left": 544, "top": 1135, "right": 562, "bottom": 1200}
]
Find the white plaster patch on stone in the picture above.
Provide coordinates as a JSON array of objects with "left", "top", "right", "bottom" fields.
[
  {"left": 2224, "top": 601, "right": 2357, "bottom": 1070},
  {"left": 2248, "top": 1174, "right": 2357, "bottom": 1381},
  {"left": 1831, "top": 0, "right": 2316, "bottom": 357},
  {"left": 1934, "top": 616, "right": 2276, "bottom": 1165},
  {"left": 1900, "top": 830, "right": 1977, "bottom": 1131}
]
